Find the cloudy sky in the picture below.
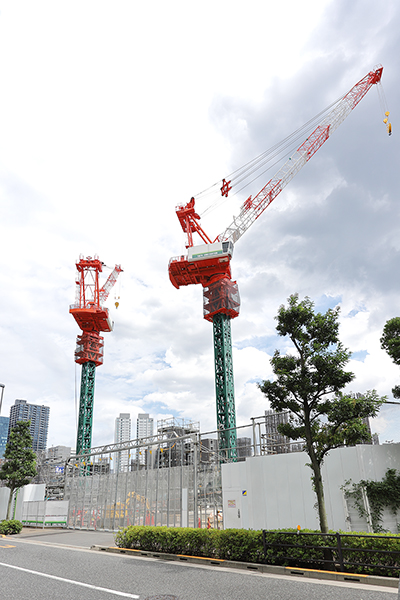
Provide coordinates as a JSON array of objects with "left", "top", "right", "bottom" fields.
[{"left": 0, "top": 1, "right": 399, "bottom": 451}]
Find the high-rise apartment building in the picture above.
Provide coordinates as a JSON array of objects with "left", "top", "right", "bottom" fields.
[
  {"left": 136, "top": 413, "right": 153, "bottom": 466},
  {"left": 8, "top": 399, "right": 50, "bottom": 452},
  {"left": 137, "top": 413, "right": 153, "bottom": 440},
  {"left": 114, "top": 413, "right": 131, "bottom": 472},
  {"left": 0, "top": 416, "right": 10, "bottom": 459}
]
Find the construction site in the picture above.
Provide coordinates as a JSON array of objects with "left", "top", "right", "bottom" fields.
[{"left": 5, "top": 65, "right": 394, "bottom": 532}]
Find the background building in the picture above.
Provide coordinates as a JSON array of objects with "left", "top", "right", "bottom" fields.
[
  {"left": 8, "top": 399, "right": 50, "bottom": 452},
  {"left": 114, "top": 413, "right": 131, "bottom": 472},
  {"left": 264, "top": 409, "right": 292, "bottom": 454},
  {"left": 137, "top": 413, "right": 153, "bottom": 439},
  {"left": 156, "top": 417, "right": 199, "bottom": 468},
  {"left": 34, "top": 446, "right": 72, "bottom": 499},
  {"left": 201, "top": 438, "right": 219, "bottom": 464},
  {"left": 0, "top": 416, "right": 10, "bottom": 459},
  {"left": 47, "top": 445, "right": 73, "bottom": 462},
  {"left": 237, "top": 437, "right": 252, "bottom": 461},
  {"left": 136, "top": 413, "right": 153, "bottom": 466}
]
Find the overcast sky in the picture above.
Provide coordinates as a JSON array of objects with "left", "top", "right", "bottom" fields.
[{"left": 0, "top": 1, "right": 399, "bottom": 451}]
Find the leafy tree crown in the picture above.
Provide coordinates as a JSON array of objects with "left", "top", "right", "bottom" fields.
[{"left": 0, "top": 420, "right": 37, "bottom": 491}]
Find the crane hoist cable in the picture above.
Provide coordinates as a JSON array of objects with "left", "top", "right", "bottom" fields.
[
  {"left": 376, "top": 81, "right": 392, "bottom": 135},
  {"left": 198, "top": 71, "right": 392, "bottom": 222},
  {"left": 198, "top": 92, "right": 347, "bottom": 220}
]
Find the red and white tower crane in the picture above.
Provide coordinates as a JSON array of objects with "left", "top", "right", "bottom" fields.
[
  {"left": 168, "top": 65, "right": 388, "bottom": 461},
  {"left": 70, "top": 255, "right": 123, "bottom": 455}
]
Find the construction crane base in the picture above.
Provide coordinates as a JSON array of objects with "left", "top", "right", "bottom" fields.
[{"left": 213, "top": 312, "right": 237, "bottom": 462}]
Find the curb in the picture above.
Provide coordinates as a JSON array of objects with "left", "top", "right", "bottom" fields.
[{"left": 90, "top": 545, "right": 398, "bottom": 589}]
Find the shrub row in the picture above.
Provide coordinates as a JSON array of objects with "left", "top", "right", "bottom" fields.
[
  {"left": 0, "top": 519, "right": 23, "bottom": 535},
  {"left": 115, "top": 526, "right": 400, "bottom": 577},
  {"left": 115, "top": 526, "right": 264, "bottom": 563}
]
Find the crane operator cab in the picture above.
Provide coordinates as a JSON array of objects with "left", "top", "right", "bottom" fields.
[{"left": 187, "top": 240, "right": 234, "bottom": 263}]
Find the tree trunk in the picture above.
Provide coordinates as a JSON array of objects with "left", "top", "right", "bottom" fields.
[
  {"left": 303, "top": 411, "right": 329, "bottom": 533},
  {"left": 6, "top": 488, "right": 15, "bottom": 520},
  {"left": 311, "top": 462, "right": 329, "bottom": 533}
]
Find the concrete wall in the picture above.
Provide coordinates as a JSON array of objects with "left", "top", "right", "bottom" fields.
[{"left": 221, "top": 443, "right": 400, "bottom": 532}]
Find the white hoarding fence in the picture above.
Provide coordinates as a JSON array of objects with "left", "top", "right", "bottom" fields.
[{"left": 22, "top": 500, "right": 69, "bottom": 527}]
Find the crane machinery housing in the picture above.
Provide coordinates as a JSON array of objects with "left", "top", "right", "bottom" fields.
[
  {"left": 168, "top": 65, "right": 388, "bottom": 462},
  {"left": 70, "top": 255, "right": 122, "bottom": 456}
]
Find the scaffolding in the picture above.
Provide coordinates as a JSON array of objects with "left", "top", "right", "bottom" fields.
[
  {"left": 63, "top": 415, "right": 304, "bottom": 531},
  {"left": 64, "top": 428, "right": 222, "bottom": 530}
]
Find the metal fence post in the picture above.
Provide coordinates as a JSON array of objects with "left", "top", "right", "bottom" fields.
[
  {"left": 167, "top": 443, "right": 171, "bottom": 527},
  {"left": 193, "top": 433, "right": 198, "bottom": 528},
  {"left": 123, "top": 458, "right": 130, "bottom": 529},
  {"left": 155, "top": 446, "right": 160, "bottom": 527},
  {"left": 113, "top": 467, "right": 119, "bottom": 531},
  {"left": 262, "top": 529, "right": 267, "bottom": 562},
  {"left": 335, "top": 532, "right": 345, "bottom": 571},
  {"left": 43, "top": 499, "right": 47, "bottom": 529}
]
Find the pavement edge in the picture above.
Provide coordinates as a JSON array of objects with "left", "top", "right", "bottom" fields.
[{"left": 90, "top": 545, "right": 398, "bottom": 589}]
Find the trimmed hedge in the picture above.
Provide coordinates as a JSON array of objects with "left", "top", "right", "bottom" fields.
[
  {"left": 0, "top": 519, "right": 23, "bottom": 535},
  {"left": 115, "top": 526, "right": 265, "bottom": 563},
  {"left": 115, "top": 526, "right": 400, "bottom": 577}
]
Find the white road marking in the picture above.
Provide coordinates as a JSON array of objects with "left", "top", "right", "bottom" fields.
[{"left": 0, "top": 561, "right": 140, "bottom": 598}]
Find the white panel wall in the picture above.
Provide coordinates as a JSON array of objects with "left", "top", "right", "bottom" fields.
[
  {"left": 0, "top": 488, "right": 9, "bottom": 520},
  {"left": 222, "top": 444, "right": 400, "bottom": 532},
  {"left": 0, "top": 483, "right": 45, "bottom": 521}
]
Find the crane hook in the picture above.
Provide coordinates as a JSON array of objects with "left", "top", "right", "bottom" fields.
[{"left": 383, "top": 111, "right": 392, "bottom": 136}]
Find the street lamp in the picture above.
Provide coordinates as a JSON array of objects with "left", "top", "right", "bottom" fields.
[{"left": 0, "top": 383, "right": 4, "bottom": 416}]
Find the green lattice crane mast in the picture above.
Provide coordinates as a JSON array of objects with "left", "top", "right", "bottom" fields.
[
  {"left": 168, "top": 65, "right": 387, "bottom": 462},
  {"left": 70, "top": 255, "right": 123, "bottom": 456}
]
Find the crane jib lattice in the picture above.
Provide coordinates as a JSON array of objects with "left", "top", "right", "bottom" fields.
[{"left": 216, "top": 65, "right": 384, "bottom": 244}]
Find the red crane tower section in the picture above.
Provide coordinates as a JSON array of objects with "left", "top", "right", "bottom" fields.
[
  {"left": 70, "top": 256, "right": 123, "bottom": 364},
  {"left": 70, "top": 255, "right": 122, "bottom": 454}
]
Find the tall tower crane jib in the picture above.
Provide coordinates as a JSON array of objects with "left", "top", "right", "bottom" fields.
[{"left": 168, "top": 65, "right": 388, "bottom": 462}]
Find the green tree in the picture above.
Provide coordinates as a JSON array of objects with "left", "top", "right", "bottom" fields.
[
  {"left": 0, "top": 421, "right": 37, "bottom": 519},
  {"left": 380, "top": 317, "right": 400, "bottom": 398},
  {"left": 259, "top": 294, "right": 385, "bottom": 533}
]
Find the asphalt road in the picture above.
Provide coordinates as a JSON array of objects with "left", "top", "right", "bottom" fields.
[{"left": 0, "top": 529, "right": 397, "bottom": 600}]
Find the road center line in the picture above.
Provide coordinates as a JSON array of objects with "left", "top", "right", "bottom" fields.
[{"left": 0, "top": 562, "right": 140, "bottom": 598}]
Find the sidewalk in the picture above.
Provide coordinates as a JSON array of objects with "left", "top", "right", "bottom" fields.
[{"left": 13, "top": 527, "right": 117, "bottom": 548}]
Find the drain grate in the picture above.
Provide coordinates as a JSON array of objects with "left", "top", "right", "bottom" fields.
[{"left": 145, "top": 596, "right": 178, "bottom": 600}]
